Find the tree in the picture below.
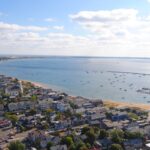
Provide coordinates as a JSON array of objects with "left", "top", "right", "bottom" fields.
[
  {"left": 81, "top": 126, "right": 90, "bottom": 134},
  {"left": 110, "top": 129, "right": 124, "bottom": 144},
  {"left": 46, "top": 141, "right": 53, "bottom": 150},
  {"left": 29, "top": 108, "right": 36, "bottom": 115},
  {"left": 31, "top": 95, "right": 37, "bottom": 101},
  {"left": 69, "top": 143, "right": 76, "bottom": 150},
  {"left": 75, "top": 141, "right": 86, "bottom": 150},
  {"left": 110, "top": 144, "right": 123, "bottom": 150},
  {"left": 61, "top": 136, "right": 74, "bottom": 147},
  {"left": 86, "top": 129, "right": 96, "bottom": 145},
  {"left": 124, "top": 131, "right": 143, "bottom": 139},
  {"left": 93, "top": 127, "right": 100, "bottom": 136},
  {"left": 69, "top": 101, "right": 78, "bottom": 109},
  {"left": 128, "top": 112, "right": 139, "bottom": 120},
  {"left": 5, "top": 114, "right": 18, "bottom": 125},
  {"left": 99, "top": 129, "right": 108, "bottom": 139},
  {"left": 8, "top": 141, "right": 25, "bottom": 150},
  {"left": 79, "top": 145, "right": 88, "bottom": 150}
]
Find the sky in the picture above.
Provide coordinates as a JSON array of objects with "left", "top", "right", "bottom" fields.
[{"left": 0, "top": 0, "right": 150, "bottom": 57}]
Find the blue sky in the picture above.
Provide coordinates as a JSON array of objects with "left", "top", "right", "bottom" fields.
[{"left": 0, "top": 0, "right": 150, "bottom": 56}]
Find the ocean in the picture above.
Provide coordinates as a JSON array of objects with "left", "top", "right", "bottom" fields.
[{"left": 0, "top": 57, "right": 150, "bottom": 103}]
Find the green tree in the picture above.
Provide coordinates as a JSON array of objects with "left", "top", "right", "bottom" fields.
[
  {"left": 110, "top": 129, "right": 124, "bottom": 144},
  {"left": 79, "top": 145, "right": 88, "bottom": 150},
  {"left": 124, "top": 131, "right": 143, "bottom": 139},
  {"left": 81, "top": 126, "right": 90, "bottom": 134},
  {"left": 5, "top": 114, "right": 18, "bottom": 125},
  {"left": 99, "top": 129, "right": 108, "bottom": 139},
  {"left": 46, "top": 141, "right": 53, "bottom": 150},
  {"left": 110, "top": 144, "right": 123, "bottom": 150},
  {"left": 69, "top": 102, "right": 78, "bottom": 109},
  {"left": 69, "top": 143, "right": 76, "bottom": 150},
  {"left": 75, "top": 141, "right": 86, "bottom": 150},
  {"left": 93, "top": 127, "right": 100, "bottom": 136},
  {"left": 8, "top": 141, "right": 25, "bottom": 150},
  {"left": 128, "top": 112, "right": 139, "bottom": 120},
  {"left": 86, "top": 129, "right": 96, "bottom": 145},
  {"left": 61, "top": 136, "right": 74, "bottom": 147},
  {"left": 31, "top": 95, "right": 37, "bottom": 101}
]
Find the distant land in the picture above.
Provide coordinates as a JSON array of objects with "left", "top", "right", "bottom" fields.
[{"left": 0, "top": 55, "right": 48, "bottom": 62}]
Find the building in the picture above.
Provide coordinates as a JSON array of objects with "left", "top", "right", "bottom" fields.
[{"left": 5, "top": 85, "right": 21, "bottom": 96}]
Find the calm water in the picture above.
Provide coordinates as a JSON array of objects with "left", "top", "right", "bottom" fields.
[{"left": 0, "top": 57, "right": 150, "bottom": 103}]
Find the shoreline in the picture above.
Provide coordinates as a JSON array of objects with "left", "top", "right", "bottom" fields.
[
  {"left": 22, "top": 79, "right": 150, "bottom": 111},
  {"left": 21, "top": 80, "right": 50, "bottom": 89},
  {"left": 1, "top": 73, "right": 149, "bottom": 111},
  {"left": 104, "top": 99, "right": 150, "bottom": 111}
]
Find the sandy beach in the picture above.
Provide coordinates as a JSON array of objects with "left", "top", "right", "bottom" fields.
[
  {"left": 104, "top": 99, "right": 150, "bottom": 111},
  {"left": 21, "top": 80, "right": 50, "bottom": 89}
]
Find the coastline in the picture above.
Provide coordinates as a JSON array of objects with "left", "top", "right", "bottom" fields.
[
  {"left": 104, "top": 99, "right": 150, "bottom": 111},
  {"left": 0, "top": 73, "right": 147, "bottom": 111},
  {"left": 21, "top": 80, "right": 50, "bottom": 89},
  {"left": 22, "top": 79, "right": 150, "bottom": 111}
]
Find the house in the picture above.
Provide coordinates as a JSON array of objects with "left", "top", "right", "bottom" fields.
[
  {"left": 75, "top": 108, "right": 86, "bottom": 113},
  {"left": 82, "top": 102, "right": 94, "bottom": 109},
  {"left": 18, "top": 101, "right": 26, "bottom": 110},
  {"left": 111, "top": 112, "right": 128, "bottom": 121},
  {"left": 90, "top": 113, "right": 106, "bottom": 121},
  {"left": 8, "top": 102, "right": 18, "bottom": 111},
  {"left": 98, "top": 138, "right": 112, "bottom": 149},
  {"left": 124, "top": 122, "right": 140, "bottom": 132},
  {"left": 0, "top": 119, "right": 12, "bottom": 128},
  {"left": 52, "top": 101, "right": 70, "bottom": 112},
  {"left": 5, "top": 84, "right": 21, "bottom": 96},
  {"left": 54, "top": 119, "right": 71, "bottom": 130},
  {"left": 25, "top": 101, "right": 36, "bottom": 109},
  {"left": 51, "top": 145, "right": 67, "bottom": 150},
  {"left": 100, "top": 119, "right": 123, "bottom": 129},
  {"left": 57, "top": 103, "right": 70, "bottom": 112},
  {"left": 123, "top": 139, "right": 143, "bottom": 150},
  {"left": 28, "top": 130, "right": 52, "bottom": 149},
  {"left": 51, "top": 136, "right": 61, "bottom": 145},
  {"left": 38, "top": 100, "right": 51, "bottom": 110},
  {"left": 8, "top": 101, "right": 36, "bottom": 111}
]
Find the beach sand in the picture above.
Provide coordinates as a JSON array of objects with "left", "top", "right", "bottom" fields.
[
  {"left": 104, "top": 99, "right": 150, "bottom": 111},
  {"left": 21, "top": 80, "right": 50, "bottom": 89}
]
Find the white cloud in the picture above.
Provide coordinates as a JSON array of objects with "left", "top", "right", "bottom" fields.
[
  {"left": 44, "top": 18, "right": 55, "bottom": 22},
  {"left": 1, "top": 9, "right": 150, "bottom": 57},
  {"left": 69, "top": 9, "right": 150, "bottom": 56},
  {"left": 53, "top": 26, "right": 64, "bottom": 31},
  {"left": 0, "top": 22, "right": 48, "bottom": 31}
]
